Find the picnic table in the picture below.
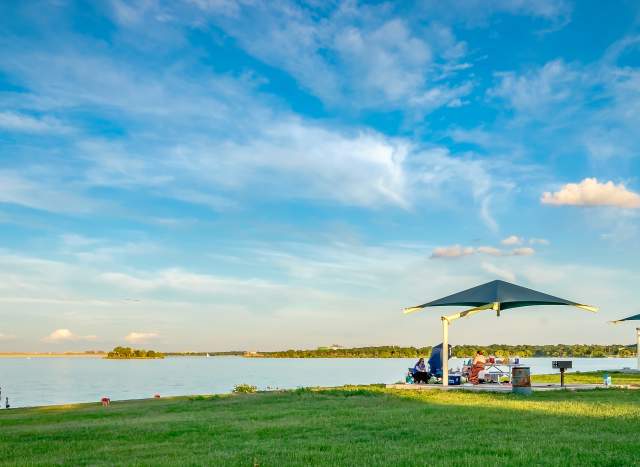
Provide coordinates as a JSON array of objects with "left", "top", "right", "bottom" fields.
[
  {"left": 462, "top": 360, "right": 522, "bottom": 384},
  {"left": 483, "top": 362, "right": 519, "bottom": 384}
]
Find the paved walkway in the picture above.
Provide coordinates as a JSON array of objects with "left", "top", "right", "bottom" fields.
[{"left": 385, "top": 383, "right": 606, "bottom": 392}]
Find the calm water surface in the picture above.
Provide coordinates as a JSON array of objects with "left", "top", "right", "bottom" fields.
[{"left": 0, "top": 357, "right": 635, "bottom": 408}]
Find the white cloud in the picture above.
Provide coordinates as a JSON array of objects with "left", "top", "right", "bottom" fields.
[
  {"left": 501, "top": 235, "right": 522, "bottom": 246},
  {"left": 77, "top": 119, "right": 502, "bottom": 224},
  {"left": 60, "top": 234, "right": 101, "bottom": 248},
  {"left": 334, "top": 19, "right": 431, "bottom": 103},
  {"left": 483, "top": 37, "right": 640, "bottom": 169},
  {"left": 489, "top": 60, "right": 579, "bottom": 116},
  {"left": 492, "top": 0, "right": 571, "bottom": 22},
  {"left": 190, "top": 121, "right": 411, "bottom": 209},
  {"left": 431, "top": 245, "right": 475, "bottom": 259},
  {"left": 432, "top": 244, "right": 536, "bottom": 259},
  {"left": 481, "top": 262, "right": 516, "bottom": 282},
  {"left": 512, "top": 247, "right": 536, "bottom": 256},
  {"left": 58, "top": 233, "right": 160, "bottom": 264},
  {"left": 409, "top": 147, "right": 505, "bottom": 230},
  {"left": 43, "top": 329, "right": 96, "bottom": 342},
  {"left": 542, "top": 178, "right": 640, "bottom": 208},
  {"left": 124, "top": 331, "right": 159, "bottom": 343},
  {"left": 418, "top": 0, "right": 572, "bottom": 28},
  {"left": 0, "top": 27, "right": 503, "bottom": 224},
  {"left": 191, "top": 1, "right": 472, "bottom": 111},
  {"left": 46, "top": 329, "right": 74, "bottom": 341},
  {"left": 476, "top": 246, "right": 502, "bottom": 256},
  {"left": 97, "top": 267, "right": 345, "bottom": 315},
  {"left": 1, "top": 239, "right": 636, "bottom": 348},
  {"left": 0, "top": 111, "right": 71, "bottom": 134},
  {"left": 0, "top": 333, "right": 16, "bottom": 341},
  {"left": 0, "top": 170, "right": 96, "bottom": 214},
  {"left": 529, "top": 238, "right": 550, "bottom": 245}
]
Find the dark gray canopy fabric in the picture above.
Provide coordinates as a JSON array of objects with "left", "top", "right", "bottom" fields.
[
  {"left": 614, "top": 313, "right": 640, "bottom": 322},
  {"left": 407, "top": 279, "right": 594, "bottom": 312}
]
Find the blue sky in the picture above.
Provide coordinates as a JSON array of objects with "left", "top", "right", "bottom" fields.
[{"left": 1, "top": 0, "right": 640, "bottom": 351}]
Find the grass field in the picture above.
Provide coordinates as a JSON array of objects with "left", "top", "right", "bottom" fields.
[
  {"left": 532, "top": 370, "right": 640, "bottom": 385},
  {"left": 1, "top": 372, "right": 639, "bottom": 466}
]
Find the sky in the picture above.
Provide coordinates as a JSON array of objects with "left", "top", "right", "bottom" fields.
[{"left": 1, "top": 0, "right": 640, "bottom": 352}]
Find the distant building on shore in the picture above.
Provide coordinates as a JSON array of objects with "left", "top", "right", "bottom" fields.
[{"left": 317, "top": 345, "right": 344, "bottom": 351}]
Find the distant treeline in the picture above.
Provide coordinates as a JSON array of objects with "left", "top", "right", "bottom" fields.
[
  {"left": 452, "top": 344, "right": 636, "bottom": 358},
  {"left": 106, "top": 347, "right": 165, "bottom": 359},
  {"left": 254, "top": 344, "right": 637, "bottom": 358},
  {"left": 257, "top": 346, "right": 432, "bottom": 358},
  {"left": 165, "top": 351, "right": 244, "bottom": 357}
]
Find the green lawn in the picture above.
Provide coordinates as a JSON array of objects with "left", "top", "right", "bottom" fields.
[
  {"left": 1, "top": 372, "right": 639, "bottom": 466},
  {"left": 532, "top": 370, "right": 640, "bottom": 385}
]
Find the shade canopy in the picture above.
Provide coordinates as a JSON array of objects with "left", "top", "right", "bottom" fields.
[
  {"left": 405, "top": 279, "right": 597, "bottom": 313},
  {"left": 612, "top": 313, "right": 640, "bottom": 323}
]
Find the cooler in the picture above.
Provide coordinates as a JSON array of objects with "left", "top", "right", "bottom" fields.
[{"left": 448, "top": 374, "right": 461, "bottom": 385}]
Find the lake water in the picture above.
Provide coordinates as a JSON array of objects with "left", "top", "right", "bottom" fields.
[{"left": 0, "top": 357, "right": 636, "bottom": 408}]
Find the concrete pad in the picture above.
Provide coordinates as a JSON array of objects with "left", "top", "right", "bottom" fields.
[{"left": 385, "top": 383, "right": 606, "bottom": 393}]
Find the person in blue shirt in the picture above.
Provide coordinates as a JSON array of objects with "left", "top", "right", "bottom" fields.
[{"left": 412, "top": 357, "right": 431, "bottom": 384}]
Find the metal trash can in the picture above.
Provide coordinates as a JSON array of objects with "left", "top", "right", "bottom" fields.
[{"left": 512, "top": 366, "right": 532, "bottom": 395}]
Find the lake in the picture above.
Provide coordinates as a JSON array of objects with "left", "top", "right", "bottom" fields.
[{"left": 0, "top": 357, "right": 636, "bottom": 408}]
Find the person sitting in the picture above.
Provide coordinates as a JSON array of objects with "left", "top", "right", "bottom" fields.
[
  {"left": 412, "top": 357, "right": 431, "bottom": 384},
  {"left": 468, "top": 351, "right": 487, "bottom": 384}
]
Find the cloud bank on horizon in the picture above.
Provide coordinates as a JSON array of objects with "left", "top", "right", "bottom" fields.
[{"left": 0, "top": 0, "right": 639, "bottom": 350}]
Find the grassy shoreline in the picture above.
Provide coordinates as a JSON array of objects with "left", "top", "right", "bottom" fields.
[
  {"left": 1, "top": 372, "right": 639, "bottom": 465},
  {"left": 103, "top": 356, "right": 165, "bottom": 360},
  {"left": 4, "top": 371, "right": 639, "bottom": 410}
]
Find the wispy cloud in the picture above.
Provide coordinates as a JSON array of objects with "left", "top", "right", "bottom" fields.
[
  {"left": 0, "top": 170, "right": 96, "bottom": 214},
  {"left": 0, "top": 5, "right": 511, "bottom": 228},
  {"left": 476, "top": 246, "right": 503, "bottom": 256},
  {"left": 58, "top": 233, "right": 159, "bottom": 264},
  {"left": 489, "top": 60, "right": 580, "bottom": 117},
  {"left": 431, "top": 245, "right": 475, "bottom": 259},
  {"left": 0, "top": 111, "right": 71, "bottom": 134},
  {"left": 542, "top": 178, "right": 640, "bottom": 208},
  {"left": 418, "top": 0, "right": 572, "bottom": 28},
  {"left": 511, "top": 247, "right": 535, "bottom": 256},
  {"left": 481, "top": 262, "right": 516, "bottom": 282},
  {"left": 431, "top": 244, "right": 536, "bottom": 259},
  {"left": 186, "top": 1, "right": 472, "bottom": 111},
  {"left": 485, "top": 38, "right": 640, "bottom": 168},
  {"left": 499, "top": 235, "right": 549, "bottom": 246},
  {"left": 1, "top": 1, "right": 638, "bottom": 350},
  {"left": 501, "top": 235, "right": 523, "bottom": 246},
  {"left": 43, "top": 329, "right": 96, "bottom": 342},
  {"left": 529, "top": 238, "right": 550, "bottom": 245},
  {"left": 124, "top": 331, "right": 159, "bottom": 344}
]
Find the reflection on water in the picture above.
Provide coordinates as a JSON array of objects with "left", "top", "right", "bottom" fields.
[{"left": 0, "top": 356, "right": 635, "bottom": 408}]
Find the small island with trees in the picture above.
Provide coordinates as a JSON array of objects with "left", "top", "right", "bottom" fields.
[{"left": 105, "top": 346, "right": 165, "bottom": 359}]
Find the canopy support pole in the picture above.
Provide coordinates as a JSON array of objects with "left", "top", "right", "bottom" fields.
[
  {"left": 439, "top": 303, "right": 500, "bottom": 387},
  {"left": 442, "top": 317, "right": 449, "bottom": 387},
  {"left": 637, "top": 328, "right": 639, "bottom": 371}
]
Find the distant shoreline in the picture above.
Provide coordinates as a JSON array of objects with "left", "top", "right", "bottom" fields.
[
  {"left": 0, "top": 353, "right": 105, "bottom": 358},
  {"left": 0, "top": 354, "right": 632, "bottom": 360},
  {"left": 104, "top": 357, "right": 165, "bottom": 360},
  {"left": 1, "top": 343, "right": 636, "bottom": 360}
]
